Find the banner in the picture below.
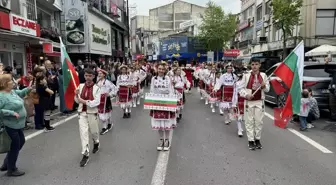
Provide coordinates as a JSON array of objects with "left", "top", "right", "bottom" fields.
[
  {"left": 64, "top": 0, "right": 86, "bottom": 45},
  {"left": 160, "top": 37, "right": 188, "bottom": 55}
]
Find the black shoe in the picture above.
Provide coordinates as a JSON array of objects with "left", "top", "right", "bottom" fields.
[
  {"left": 79, "top": 155, "right": 89, "bottom": 167},
  {"left": 163, "top": 139, "right": 170, "bottom": 151},
  {"left": 107, "top": 123, "right": 113, "bottom": 130},
  {"left": 44, "top": 126, "right": 55, "bottom": 132},
  {"left": 300, "top": 127, "right": 307, "bottom": 131},
  {"left": 92, "top": 143, "right": 100, "bottom": 154},
  {"left": 123, "top": 113, "right": 127, "bottom": 118},
  {"left": 255, "top": 140, "right": 262, "bottom": 149},
  {"left": 248, "top": 141, "right": 256, "bottom": 150},
  {"left": 177, "top": 117, "right": 180, "bottom": 123},
  {"left": 100, "top": 128, "right": 108, "bottom": 135},
  {"left": 128, "top": 113, "right": 131, "bottom": 118},
  {"left": 7, "top": 169, "right": 25, "bottom": 177},
  {"left": 179, "top": 114, "right": 182, "bottom": 118},
  {"left": 0, "top": 165, "right": 7, "bottom": 172}
]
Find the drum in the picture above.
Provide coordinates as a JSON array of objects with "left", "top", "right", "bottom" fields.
[
  {"left": 144, "top": 93, "right": 178, "bottom": 112},
  {"left": 118, "top": 86, "right": 132, "bottom": 103}
]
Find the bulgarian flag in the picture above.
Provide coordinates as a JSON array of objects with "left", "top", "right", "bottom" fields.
[
  {"left": 273, "top": 41, "right": 304, "bottom": 118},
  {"left": 60, "top": 37, "right": 80, "bottom": 110}
]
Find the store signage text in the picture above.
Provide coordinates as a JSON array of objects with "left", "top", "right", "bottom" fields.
[
  {"left": 92, "top": 24, "right": 109, "bottom": 45},
  {"left": 238, "top": 21, "right": 249, "bottom": 31},
  {"left": 224, "top": 49, "right": 240, "bottom": 57},
  {"left": 10, "top": 14, "right": 39, "bottom": 36}
]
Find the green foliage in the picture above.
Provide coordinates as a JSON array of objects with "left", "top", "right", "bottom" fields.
[
  {"left": 272, "top": 0, "right": 303, "bottom": 38},
  {"left": 198, "top": 1, "right": 236, "bottom": 52}
]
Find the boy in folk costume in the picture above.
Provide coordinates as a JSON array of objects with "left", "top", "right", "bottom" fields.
[
  {"left": 96, "top": 69, "right": 117, "bottom": 135},
  {"left": 117, "top": 65, "right": 133, "bottom": 118},
  {"left": 134, "top": 63, "right": 147, "bottom": 104},
  {"left": 171, "top": 67, "right": 189, "bottom": 123},
  {"left": 232, "top": 69, "right": 245, "bottom": 137},
  {"left": 239, "top": 59, "right": 270, "bottom": 150},
  {"left": 213, "top": 65, "right": 237, "bottom": 124},
  {"left": 74, "top": 68, "right": 101, "bottom": 167}
]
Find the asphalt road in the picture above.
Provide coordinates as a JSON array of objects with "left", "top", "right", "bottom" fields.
[{"left": 1, "top": 90, "right": 336, "bottom": 185}]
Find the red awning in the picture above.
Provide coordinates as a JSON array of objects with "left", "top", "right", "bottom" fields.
[{"left": 46, "top": 52, "right": 60, "bottom": 57}]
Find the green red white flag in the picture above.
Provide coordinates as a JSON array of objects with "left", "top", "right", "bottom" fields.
[
  {"left": 60, "top": 37, "right": 80, "bottom": 110},
  {"left": 273, "top": 41, "right": 304, "bottom": 118}
]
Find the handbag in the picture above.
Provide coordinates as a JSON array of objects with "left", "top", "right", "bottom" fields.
[{"left": 0, "top": 121, "right": 11, "bottom": 154}]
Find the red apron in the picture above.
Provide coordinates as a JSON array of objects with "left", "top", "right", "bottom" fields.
[
  {"left": 118, "top": 86, "right": 132, "bottom": 102},
  {"left": 98, "top": 93, "right": 112, "bottom": 113},
  {"left": 175, "top": 88, "right": 184, "bottom": 106},
  {"left": 222, "top": 85, "right": 234, "bottom": 102},
  {"left": 150, "top": 110, "right": 176, "bottom": 119}
]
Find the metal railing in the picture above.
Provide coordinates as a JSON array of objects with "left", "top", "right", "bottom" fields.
[{"left": 26, "top": 0, "right": 37, "bottom": 21}]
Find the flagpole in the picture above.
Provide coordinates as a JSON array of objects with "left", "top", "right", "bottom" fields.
[
  {"left": 250, "top": 40, "right": 304, "bottom": 96},
  {"left": 69, "top": 69, "right": 78, "bottom": 89}
]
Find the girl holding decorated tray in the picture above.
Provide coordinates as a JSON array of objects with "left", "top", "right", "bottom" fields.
[
  {"left": 116, "top": 65, "right": 133, "bottom": 118},
  {"left": 149, "top": 63, "right": 176, "bottom": 151}
]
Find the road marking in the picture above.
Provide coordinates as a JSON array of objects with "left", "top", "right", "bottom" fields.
[
  {"left": 264, "top": 112, "right": 333, "bottom": 154},
  {"left": 151, "top": 130, "right": 173, "bottom": 185},
  {"left": 51, "top": 112, "right": 61, "bottom": 117},
  {"left": 25, "top": 114, "right": 77, "bottom": 141}
]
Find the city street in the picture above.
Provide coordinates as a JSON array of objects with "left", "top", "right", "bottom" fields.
[{"left": 1, "top": 90, "right": 336, "bottom": 185}]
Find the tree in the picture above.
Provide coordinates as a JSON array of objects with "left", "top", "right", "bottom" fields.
[
  {"left": 272, "top": 0, "right": 303, "bottom": 58},
  {"left": 198, "top": 1, "right": 236, "bottom": 62}
]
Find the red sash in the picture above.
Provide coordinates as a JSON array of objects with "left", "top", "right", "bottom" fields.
[
  {"left": 199, "top": 80, "right": 205, "bottom": 89},
  {"left": 247, "top": 73, "right": 263, "bottom": 101},
  {"left": 221, "top": 85, "right": 234, "bottom": 102}
]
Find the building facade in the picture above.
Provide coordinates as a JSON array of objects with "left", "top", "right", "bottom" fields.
[
  {"left": 0, "top": 0, "right": 63, "bottom": 76},
  {"left": 235, "top": 0, "right": 336, "bottom": 59},
  {"left": 63, "top": 0, "right": 130, "bottom": 64},
  {"left": 130, "top": 0, "right": 205, "bottom": 59}
]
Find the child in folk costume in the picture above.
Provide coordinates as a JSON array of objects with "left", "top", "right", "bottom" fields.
[
  {"left": 206, "top": 65, "right": 217, "bottom": 112},
  {"left": 232, "top": 70, "right": 245, "bottom": 137},
  {"left": 213, "top": 65, "right": 237, "bottom": 124},
  {"left": 210, "top": 71, "right": 223, "bottom": 114},
  {"left": 134, "top": 63, "right": 147, "bottom": 104},
  {"left": 150, "top": 63, "right": 176, "bottom": 151},
  {"left": 116, "top": 65, "right": 133, "bottom": 118},
  {"left": 183, "top": 64, "right": 194, "bottom": 93},
  {"left": 193, "top": 63, "right": 205, "bottom": 99},
  {"left": 171, "top": 67, "right": 189, "bottom": 122},
  {"left": 239, "top": 60, "right": 269, "bottom": 150},
  {"left": 96, "top": 69, "right": 118, "bottom": 135},
  {"left": 74, "top": 68, "right": 101, "bottom": 167}
]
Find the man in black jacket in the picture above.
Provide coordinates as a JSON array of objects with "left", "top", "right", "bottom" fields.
[{"left": 325, "top": 57, "right": 336, "bottom": 121}]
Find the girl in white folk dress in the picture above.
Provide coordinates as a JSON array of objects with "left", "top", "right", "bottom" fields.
[
  {"left": 117, "top": 65, "right": 133, "bottom": 118},
  {"left": 171, "top": 67, "right": 188, "bottom": 123},
  {"left": 149, "top": 63, "right": 176, "bottom": 151},
  {"left": 134, "top": 63, "right": 147, "bottom": 106},
  {"left": 129, "top": 66, "right": 140, "bottom": 107},
  {"left": 232, "top": 70, "right": 245, "bottom": 137},
  {"left": 214, "top": 65, "right": 237, "bottom": 124},
  {"left": 96, "top": 69, "right": 118, "bottom": 135},
  {"left": 206, "top": 65, "right": 217, "bottom": 112}
]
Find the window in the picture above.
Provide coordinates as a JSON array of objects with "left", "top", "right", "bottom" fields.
[
  {"left": 248, "top": 7, "right": 252, "bottom": 17},
  {"left": 265, "top": 1, "right": 272, "bottom": 15},
  {"left": 11, "top": 0, "right": 21, "bottom": 15},
  {"left": 159, "top": 22, "right": 173, "bottom": 29},
  {"left": 159, "top": 14, "right": 173, "bottom": 21},
  {"left": 316, "top": 9, "right": 336, "bottom": 36},
  {"left": 26, "top": 0, "right": 36, "bottom": 21},
  {"left": 175, "top": 13, "right": 191, "bottom": 21},
  {"left": 242, "top": 10, "right": 247, "bottom": 20},
  {"left": 37, "top": 8, "right": 51, "bottom": 28},
  {"left": 303, "top": 65, "right": 331, "bottom": 77},
  {"left": 275, "top": 29, "right": 283, "bottom": 41},
  {"left": 256, "top": 6, "right": 262, "bottom": 21}
]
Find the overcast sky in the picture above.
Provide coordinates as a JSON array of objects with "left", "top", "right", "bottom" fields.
[{"left": 128, "top": 0, "right": 241, "bottom": 16}]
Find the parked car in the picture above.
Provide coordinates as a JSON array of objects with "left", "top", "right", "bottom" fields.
[{"left": 265, "top": 62, "right": 333, "bottom": 110}]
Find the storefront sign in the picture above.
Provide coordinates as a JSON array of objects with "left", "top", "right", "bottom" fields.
[
  {"left": 160, "top": 37, "right": 188, "bottom": 55},
  {"left": 180, "top": 20, "right": 194, "bottom": 29},
  {"left": 43, "top": 43, "right": 53, "bottom": 53},
  {"left": 238, "top": 21, "right": 249, "bottom": 31},
  {"left": 89, "top": 13, "right": 111, "bottom": 55},
  {"left": 0, "top": 11, "right": 10, "bottom": 30},
  {"left": 136, "top": 54, "right": 144, "bottom": 59},
  {"left": 10, "top": 14, "right": 40, "bottom": 36},
  {"left": 64, "top": 0, "right": 86, "bottom": 45},
  {"left": 224, "top": 49, "right": 240, "bottom": 57}
]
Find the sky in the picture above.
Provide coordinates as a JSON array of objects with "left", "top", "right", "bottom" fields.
[{"left": 128, "top": 0, "right": 241, "bottom": 17}]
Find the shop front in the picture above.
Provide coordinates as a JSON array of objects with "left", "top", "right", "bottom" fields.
[{"left": 0, "top": 11, "right": 44, "bottom": 75}]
